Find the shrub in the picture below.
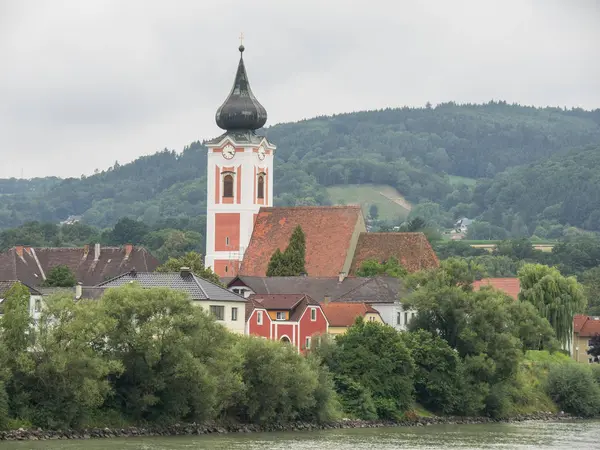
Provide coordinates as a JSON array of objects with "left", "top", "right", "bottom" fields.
[
  {"left": 332, "top": 375, "right": 377, "bottom": 420},
  {"left": 546, "top": 363, "right": 600, "bottom": 417},
  {"left": 0, "top": 382, "right": 8, "bottom": 430}
]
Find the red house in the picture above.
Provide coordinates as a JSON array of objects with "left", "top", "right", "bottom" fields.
[{"left": 245, "top": 294, "right": 328, "bottom": 353}]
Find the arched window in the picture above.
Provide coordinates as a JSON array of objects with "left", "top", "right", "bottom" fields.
[
  {"left": 257, "top": 174, "right": 265, "bottom": 199},
  {"left": 223, "top": 174, "right": 234, "bottom": 198}
]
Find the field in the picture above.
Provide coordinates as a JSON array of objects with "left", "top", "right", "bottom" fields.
[
  {"left": 448, "top": 175, "right": 477, "bottom": 187},
  {"left": 326, "top": 184, "right": 411, "bottom": 222}
]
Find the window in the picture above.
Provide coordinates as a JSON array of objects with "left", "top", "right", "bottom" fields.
[
  {"left": 404, "top": 312, "right": 409, "bottom": 326},
  {"left": 276, "top": 311, "right": 286, "bottom": 320},
  {"left": 225, "top": 265, "right": 228, "bottom": 273},
  {"left": 257, "top": 175, "right": 265, "bottom": 199},
  {"left": 223, "top": 174, "right": 234, "bottom": 198},
  {"left": 209, "top": 305, "right": 225, "bottom": 321},
  {"left": 311, "top": 308, "right": 317, "bottom": 321},
  {"left": 34, "top": 299, "right": 42, "bottom": 313},
  {"left": 369, "top": 316, "right": 376, "bottom": 322},
  {"left": 231, "top": 307, "right": 238, "bottom": 321},
  {"left": 257, "top": 311, "right": 263, "bottom": 325},
  {"left": 305, "top": 336, "right": 311, "bottom": 350},
  {"left": 226, "top": 236, "right": 230, "bottom": 246},
  {"left": 396, "top": 312, "right": 401, "bottom": 325},
  {"left": 232, "top": 288, "right": 240, "bottom": 294}
]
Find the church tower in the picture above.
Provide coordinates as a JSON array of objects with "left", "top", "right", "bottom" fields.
[{"left": 204, "top": 44, "right": 276, "bottom": 277}]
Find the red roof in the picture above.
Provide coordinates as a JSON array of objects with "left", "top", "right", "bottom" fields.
[
  {"left": 473, "top": 278, "right": 521, "bottom": 300},
  {"left": 349, "top": 232, "right": 439, "bottom": 274},
  {"left": 246, "top": 293, "right": 320, "bottom": 321},
  {"left": 240, "top": 206, "right": 364, "bottom": 277},
  {"left": 573, "top": 315, "right": 600, "bottom": 337},
  {"left": 0, "top": 245, "right": 159, "bottom": 287},
  {"left": 321, "top": 302, "right": 381, "bottom": 327}
]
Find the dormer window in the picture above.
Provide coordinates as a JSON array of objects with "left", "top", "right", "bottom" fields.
[{"left": 276, "top": 311, "right": 286, "bottom": 320}]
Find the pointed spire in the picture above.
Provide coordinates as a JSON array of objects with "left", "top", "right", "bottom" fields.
[{"left": 215, "top": 45, "right": 268, "bottom": 131}]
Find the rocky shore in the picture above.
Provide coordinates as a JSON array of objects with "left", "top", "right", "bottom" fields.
[{"left": 0, "top": 412, "right": 575, "bottom": 441}]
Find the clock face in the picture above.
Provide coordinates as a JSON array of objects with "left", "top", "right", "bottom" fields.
[
  {"left": 257, "top": 146, "right": 266, "bottom": 160},
  {"left": 222, "top": 144, "right": 235, "bottom": 160}
]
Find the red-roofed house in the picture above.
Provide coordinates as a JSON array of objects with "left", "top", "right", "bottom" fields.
[
  {"left": 321, "top": 302, "right": 383, "bottom": 335},
  {"left": 572, "top": 314, "right": 600, "bottom": 363},
  {"left": 473, "top": 278, "right": 521, "bottom": 300},
  {"left": 245, "top": 294, "right": 328, "bottom": 353}
]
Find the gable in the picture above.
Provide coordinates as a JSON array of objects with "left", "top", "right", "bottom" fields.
[
  {"left": 240, "top": 206, "right": 365, "bottom": 277},
  {"left": 349, "top": 232, "right": 439, "bottom": 274}
]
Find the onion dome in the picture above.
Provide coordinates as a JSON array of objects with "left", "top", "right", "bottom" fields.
[{"left": 215, "top": 45, "right": 267, "bottom": 131}]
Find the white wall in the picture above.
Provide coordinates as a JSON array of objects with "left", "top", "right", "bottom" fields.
[
  {"left": 205, "top": 136, "right": 276, "bottom": 271},
  {"left": 369, "top": 301, "right": 416, "bottom": 331},
  {"left": 193, "top": 299, "right": 246, "bottom": 334}
]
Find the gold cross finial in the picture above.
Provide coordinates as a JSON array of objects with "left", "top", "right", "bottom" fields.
[{"left": 239, "top": 32, "right": 244, "bottom": 46}]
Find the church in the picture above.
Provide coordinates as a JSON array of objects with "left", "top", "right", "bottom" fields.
[{"left": 204, "top": 45, "right": 438, "bottom": 279}]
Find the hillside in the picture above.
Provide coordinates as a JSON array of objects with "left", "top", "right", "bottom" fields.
[
  {"left": 0, "top": 102, "right": 599, "bottom": 240},
  {"left": 326, "top": 184, "right": 411, "bottom": 222}
]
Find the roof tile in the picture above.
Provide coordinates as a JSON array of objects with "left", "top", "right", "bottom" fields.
[
  {"left": 349, "top": 233, "right": 439, "bottom": 274},
  {"left": 473, "top": 278, "right": 521, "bottom": 300},
  {"left": 321, "top": 302, "right": 381, "bottom": 327},
  {"left": 240, "top": 206, "right": 364, "bottom": 277},
  {"left": 574, "top": 315, "right": 600, "bottom": 337}
]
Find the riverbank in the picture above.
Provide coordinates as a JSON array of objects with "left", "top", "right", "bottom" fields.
[{"left": 0, "top": 412, "right": 577, "bottom": 441}]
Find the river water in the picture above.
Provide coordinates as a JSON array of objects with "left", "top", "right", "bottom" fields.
[{"left": 0, "top": 420, "right": 598, "bottom": 449}]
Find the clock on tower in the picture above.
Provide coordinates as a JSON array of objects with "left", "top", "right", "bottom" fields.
[{"left": 204, "top": 44, "right": 276, "bottom": 278}]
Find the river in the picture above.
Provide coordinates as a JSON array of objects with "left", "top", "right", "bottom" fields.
[{"left": 0, "top": 420, "right": 598, "bottom": 449}]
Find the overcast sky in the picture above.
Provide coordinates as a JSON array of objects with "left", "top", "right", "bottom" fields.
[{"left": 1, "top": 0, "right": 599, "bottom": 179}]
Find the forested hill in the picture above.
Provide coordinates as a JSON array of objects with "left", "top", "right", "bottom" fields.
[{"left": 1, "top": 102, "right": 599, "bottom": 239}]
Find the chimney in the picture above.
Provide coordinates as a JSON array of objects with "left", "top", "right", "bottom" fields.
[
  {"left": 15, "top": 245, "right": 24, "bottom": 258},
  {"left": 124, "top": 243, "right": 133, "bottom": 259},
  {"left": 83, "top": 244, "right": 89, "bottom": 258},
  {"left": 324, "top": 294, "right": 331, "bottom": 304},
  {"left": 338, "top": 271, "right": 346, "bottom": 283},
  {"left": 94, "top": 243, "right": 101, "bottom": 261},
  {"left": 75, "top": 282, "right": 82, "bottom": 300},
  {"left": 180, "top": 266, "right": 191, "bottom": 278},
  {"left": 130, "top": 267, "right": 137, "bottom": 277}
]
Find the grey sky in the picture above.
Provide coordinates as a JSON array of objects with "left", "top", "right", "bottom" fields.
[{"left": 1, "top": 0, "right": 599, "bottom": 178}]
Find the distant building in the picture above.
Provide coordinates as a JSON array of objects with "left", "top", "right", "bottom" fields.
[
  {"left": 0, "top": 244, "right": 159, "bottom": 287},
  {"left": 245, "top": 294, "right": 328, "bottom": 353},
  {"left": 473, "top": 278, "right": 521, "bottom": 300},
  {"left": 97, "top": 268, "right": 247, "bottom": 334},
  {"left": 572, "top": 315, "right": 600, "bottom": 363},
  {"left": 59, "top": 215, "right": 82, "bottom": 226},
  {"left": 0, "top": 281, "right": 44, "bottom": 322},
  {"left": 321, "top": 302, "right": 383, "bottom": 335}
]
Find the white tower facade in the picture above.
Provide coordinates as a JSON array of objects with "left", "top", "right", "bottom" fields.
[{"left": 204, "top": 45, "right": 276, "bottom": 278}]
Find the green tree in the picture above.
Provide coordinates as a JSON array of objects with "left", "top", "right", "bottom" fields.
[
  {"left": 581, "top": 267, "right": 600, "bottom": 315},
  {"left": 156, "top": 251, "right": 221, "bottom": 285},
  {"left": 42, "top": 265, "right": 77, "bottom": 287},
  {"left": 26, "top": 294, "right": 123, "bottom": 428},
  {"left": 369, "top": 204, "right": 379, "bottom": 220},
  {"left": 318, "top": 318, "right": 414, "bottom": 419},
  {"left": 100, "top": 283, "right": 242, "bottom": 423},
  {"left": 356, "top": 256, "right": 407, "bottom": 278},
  {"left": 0, "top": 381, "right": 8, "bottom": 430},
  {"left": 266, "top": 226, "right": 307, "bottom": 276},
  {"left": 401, "top": 330, "right": 464, "bottom": 414},
  {"left": 546, "top": 363, "right": 600, "bottom": 417},
  {"left": 107, "top": 217, "right": 149, "bottom": 245},
  {"left": 518, "top": 264, "right": 587, "bottom": 349}
]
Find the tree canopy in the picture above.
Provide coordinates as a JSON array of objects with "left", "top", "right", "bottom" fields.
[{"left": 266, "top": 226, "right": 307, "bottom": 276}]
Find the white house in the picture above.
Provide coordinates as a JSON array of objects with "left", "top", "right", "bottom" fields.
[
  {"left": 0, "top": 280, "right": 44, "bottom": 322},
  {"left": 97, "top": 268, "right": 248, "bottom": 334}
]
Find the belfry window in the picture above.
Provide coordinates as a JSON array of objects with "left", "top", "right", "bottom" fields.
[
  {"left": 257, "top": 174, "right": 265, "bottom": 199},
  {"left": 223, "top": 174, "right": 234, "bottom": 198}
]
